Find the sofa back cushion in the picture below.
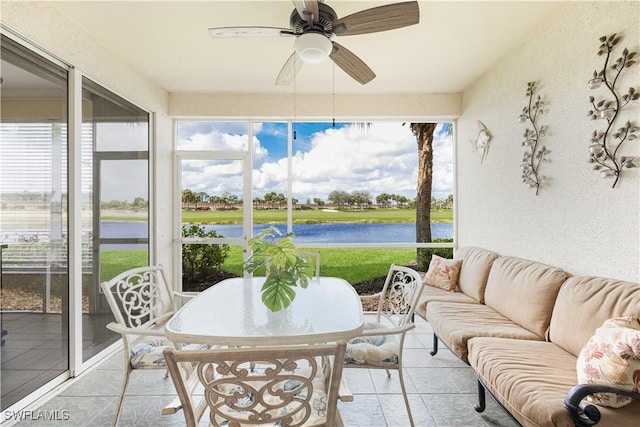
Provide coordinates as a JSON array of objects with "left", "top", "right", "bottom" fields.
[
  {"left": 454, "top": 246, "right": 500, "bottom": 303},
  {"left": 549, "top": 276, "right": 640, "bottom": 356},
  {"left": 484, "top": 256, "right": 571, "bottom": 338}
]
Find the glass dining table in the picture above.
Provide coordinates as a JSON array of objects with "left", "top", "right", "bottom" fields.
[
  {"left": 166, "top": 276, "right": 365, "bottom": 347},
  {"left": 162, "top": 276, "right": 363, "bottom": 416}
]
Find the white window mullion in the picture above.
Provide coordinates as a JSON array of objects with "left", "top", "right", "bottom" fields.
[
  {"left": 287, "top": 121, "right": 293, "bottom": 233},
  {"left": 68, "top": 66, "right": 83, "bottom": 377}
]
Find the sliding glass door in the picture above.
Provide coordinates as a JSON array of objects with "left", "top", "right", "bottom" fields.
[
  {"left": 80, "top": 79, "right": 150, "bottom": 361},
  {"left": 0, "top": 35, "right": 70, "bottom": 410},
  {"left": 0, "top": 33, "right": 151, "bottom": 411}
]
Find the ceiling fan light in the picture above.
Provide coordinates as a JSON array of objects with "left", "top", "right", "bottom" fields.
[{"left": 294, "top": 32, "right": 332, "bottom": 64}]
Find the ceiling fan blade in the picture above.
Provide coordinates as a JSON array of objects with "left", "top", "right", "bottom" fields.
[
  {"left": 275, "top": 52, "right": 304, "bottom": 86},
  {"left": 208, "top": 26, "right": 295, "bottom": 38},
  {"left": 332, "top": 1, "right": 419, "bottom": 37},
  {"left": 293, "top": 0, "right": 319, "bottom": 23},
  {"left": 329, "top": 42, "right": 376, "bottom": 85}
]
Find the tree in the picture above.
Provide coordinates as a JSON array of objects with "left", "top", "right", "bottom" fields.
[
  {"left": 328, "top": 190, "right": 349, "bottom": 210},
  {"left": 181, "top": 189, "right": 198, "bottom": 209},
  {"left": 132, "top": 197, "right": 148, "bottom": 211},
  {"left": 444, "top": 194, "right": 454, "bottom": 209},
  {"left": 410, "top": 123, "right": 437, "bottom": 271},
  {"left": 376, "top": 193, "right": 391, "bottom": 208},
  {"left": 351, "top": 191, "right": 372, "bottom": 210}
]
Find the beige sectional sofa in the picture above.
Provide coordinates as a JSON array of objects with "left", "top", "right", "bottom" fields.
[{"left": 416, "top": 246, "right": 640, "bottom": 427}]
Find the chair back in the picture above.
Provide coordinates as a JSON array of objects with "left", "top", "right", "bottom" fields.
[
  {"left": 100, "top": 265, "right": 175, "bottom": 329},
  {"left": 164, "top": 342, "right": 347, "bottom": 427},
  {"left": 375, "top": 264, "right": 425, "bottom": 328},
  {"left": 296, "top": 250, "right": 321, "bottom": 279}
]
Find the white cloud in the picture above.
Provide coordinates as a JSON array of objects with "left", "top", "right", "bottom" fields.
[
  {"left": 179, "top": 121, "right": 454, "bottom": 203},
  {"left": 252, "top": 122, "right": 453, "bottom": 202}
]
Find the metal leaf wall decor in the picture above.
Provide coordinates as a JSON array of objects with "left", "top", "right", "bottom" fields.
[
  {"left": 587, "top": 33, "right": 639, "bottom": 188},
  {"left": 518, "top": 81, "right": 548, "bottom": 195}
]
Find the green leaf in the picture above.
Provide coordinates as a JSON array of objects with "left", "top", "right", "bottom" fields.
[
  {"left": 261, "top": 270, "right": 297, "bottom": 311},
  {"left": 264, "top": 237, "right": 298, "bottom": 269},
  {"left": 243, "top": 256, "right": 265, "bottom": 273}
]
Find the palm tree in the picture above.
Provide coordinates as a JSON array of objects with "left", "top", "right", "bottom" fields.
[{"left": 409, "top": 123, "right": 437, "bottom": 270}]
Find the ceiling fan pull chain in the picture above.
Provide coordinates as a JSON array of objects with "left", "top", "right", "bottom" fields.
[
  {"left": 332, "top": 61, "right": 336, "bottom": 128},
  {"left": 293, "top": 54, "right": 297, "bottom": 140}
]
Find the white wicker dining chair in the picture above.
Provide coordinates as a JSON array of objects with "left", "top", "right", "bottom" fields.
[
  {"left": 100, "top": 265, "right": 207, "bottom": 426},
  {"left": 164, "top": 341, "right": 347, "bottom": 427},
  {"left": 344, "top": 264, "right": 425, "bottom": 427}
]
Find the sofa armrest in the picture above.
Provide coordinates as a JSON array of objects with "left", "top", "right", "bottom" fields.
[{"left": 563, "top": 384, "right": 640, "bottom": 427}]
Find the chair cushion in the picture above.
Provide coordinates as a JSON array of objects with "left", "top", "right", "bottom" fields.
[
  {"left": 576, "top": 317, "right": 640, "bottom": 408},
  {"left": 345, "top": 322, "right": 400, "bottom": 368},
  {"left": 424, "top": 255, "right": 462, "bottom": 292},
  {"left": 130, "top": 338, "right": 210, "bottom": 369},
  {"left": 130, "top": 337, "right": 170, "bottom": 369}
]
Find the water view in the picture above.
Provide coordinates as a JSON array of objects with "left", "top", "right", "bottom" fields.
[
  {"left": 4, "top": 221, "right": 453, "bottom": 245},
  {"left": 205, "top": 222, "right": 453, "bottom": 243},
  {"left": 99, "top": 221, "right": 453, "bottom": 243}
]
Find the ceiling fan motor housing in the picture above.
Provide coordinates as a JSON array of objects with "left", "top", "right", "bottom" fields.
[{"left": 289, "top": 2, "right": 337, "bottom": 35}]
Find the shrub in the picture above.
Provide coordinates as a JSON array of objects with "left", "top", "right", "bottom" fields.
[
  {"left": 416, "top": 238, "right": 454, "bottom": 271},
  {"left": 181, "top": 225, "right": 230, "bottom": 285}
]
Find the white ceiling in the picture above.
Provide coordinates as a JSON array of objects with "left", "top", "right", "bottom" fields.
[{"left": 49, "top": 1, "right": 565, "bottom": 95}]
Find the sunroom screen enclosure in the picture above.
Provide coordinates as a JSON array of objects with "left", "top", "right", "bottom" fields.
[{"left": 176, "top": 121, "right": 454, "bottom": 289}]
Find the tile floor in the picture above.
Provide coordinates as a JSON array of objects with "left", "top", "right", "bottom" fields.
[
  {"left": 1, "top": 311, "right": 116, "bottom": 410},
  {"left": 6, "top": 317, "right": 518, "bottom": 426}
]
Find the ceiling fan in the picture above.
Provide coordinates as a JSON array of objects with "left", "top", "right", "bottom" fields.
[{"left": 208, "top": 1, "right": 419, "bottom": 85}]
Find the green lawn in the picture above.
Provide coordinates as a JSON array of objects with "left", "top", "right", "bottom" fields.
[
  {"left": 99, "top": 246, "right": 434, "bottom": 285},
  {"left": 179, "top": 208, "right": 452, "bottom": 225},
  {"left": 221, "top": 246, "right": 420, "bottom": 284},
  {"left": 99, "top": 207, "right": 454, "bottom": 284}
]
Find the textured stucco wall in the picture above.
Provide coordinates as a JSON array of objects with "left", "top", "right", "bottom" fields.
[
  {"left": 169, "top": 92, "right": 461, "bottom": 119},
  {"left": 457, "top": 1, "right": 640, "bottom": 281}
]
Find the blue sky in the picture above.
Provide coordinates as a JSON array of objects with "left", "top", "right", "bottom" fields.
[{"left": 177, "top": 121, "right": 453, "bottom": 203}]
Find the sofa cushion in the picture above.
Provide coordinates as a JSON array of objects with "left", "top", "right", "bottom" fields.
[
  {"left": 549, "top": 276, "right": 640, "bottom": 357},
  {"left": 426, "top": 301, "right": 541, "bottom": 361},
  {"left": 468, "top": 337, "right": 640, "bottom": 427},
  {"left": 576, "top": 317, "right": 640, "bottom": 408},
  {"left": 454, "top": 246, "right": 500, "bottom": 303},
  {"left": 424, "top": 255, "right": 462, "bottom": 291},
  {"left": 484, "top": 256, "right": 571, "bottom": 339},
  {"left": 415, "top": 286, "right": 479, "bottom": 319}
]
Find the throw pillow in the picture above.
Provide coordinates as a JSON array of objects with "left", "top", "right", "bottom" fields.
[
  {"left": 424, "top": 255, "right": 462, "bottom": 292},
  {"left": 576, "top": 317, "right": 640, "bottom": 408}
]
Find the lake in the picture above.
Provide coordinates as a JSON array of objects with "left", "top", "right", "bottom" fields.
[
  {"left": 9, "top": 222, "right": 453, "bottom": 245},
  {"left": 202, "top": 222, "right": 453, "bottom": 243}
]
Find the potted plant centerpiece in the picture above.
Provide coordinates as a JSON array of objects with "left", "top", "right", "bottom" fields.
[{"left": 243, "top": 225, "right": 316, "bottom": 312}]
